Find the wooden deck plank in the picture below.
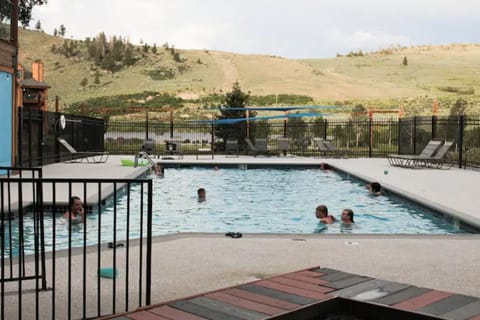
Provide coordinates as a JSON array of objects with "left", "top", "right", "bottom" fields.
[
  {"left": 206, "top": 291, "right": 285, "bottom": 315},
  {"left": 169, "top": 300, "right": 246, "bottom": 320},
  {"left": 295, "top": 270, "right": 325, "bottom": 278},
  {"left": 372, "top": 286, "right": 431, "bottom": 305},
  {"left": 319, "top": 270, "right": 355, "bottom": 282},
  {"left": 149, "top": 305, "right": 207, "bottom": 320},
  {"left": 255, "top": 280, "right": 330, "bottom": 300},
  {"left": 125, "top": 311, "right": 171, "bottom": 320},
  {"left": 332, "top": 279, "right": 410, "bottom": 300},
  {"left": 325, "top": 275, "right": 372, "bottom": 289},
  {"left": 392, "top": 290, "right": 453, "bottom": 311},
  {"left": 239, "top": 284, "right": 317, "bottom": 305},
  {"left": 189, "top": 296, "right": 267, "bottom": 320},
  {"left": 311, "top": 267, "right": 345, "bottom": 276},
  {"left": 417, "top": 295, "right": 479, "bottom": 315},
  {"left": 224, "top": 288, "right": 301, "bottom": 310},
  {"left": 269, "top": 276, "right": 334, "bottom": 293},
  {"left": 281, "top": 273, "right": 330, "bottom": 285},
  {"left": 440, "top": 300, "right": 480, "bottom": 320}
]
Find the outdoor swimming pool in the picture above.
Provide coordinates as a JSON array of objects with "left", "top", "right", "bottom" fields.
[{"left": 4, "top": 167, "right": 471, "bottom": 255}]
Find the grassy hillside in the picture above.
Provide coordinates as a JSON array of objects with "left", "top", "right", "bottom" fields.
[{"left": 18, "top": 28, "right": 480, "bottom": 115}]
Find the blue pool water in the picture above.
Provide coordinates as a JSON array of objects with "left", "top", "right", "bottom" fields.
[{"left": 3, "top": 167, "right": 468, "bottom": 255}]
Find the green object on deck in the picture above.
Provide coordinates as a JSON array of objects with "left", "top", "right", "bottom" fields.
[
  {"left": 99, "top": 267, "right": 119, "bottom": 279},
  {"left": 121, "top": 159, "right": 149, "bottom": 167}
]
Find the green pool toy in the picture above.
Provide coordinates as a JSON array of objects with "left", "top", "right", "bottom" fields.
[
  {"left": 121, "top": 159, "right": 149, "bottom": 167},
  {"left": 98, "top": 267, "right": 119, "bottom": 279}
]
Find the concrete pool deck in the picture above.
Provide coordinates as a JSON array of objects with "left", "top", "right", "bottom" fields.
[{"left": 3, "top": 155, "right": 480, "bottom": 319}]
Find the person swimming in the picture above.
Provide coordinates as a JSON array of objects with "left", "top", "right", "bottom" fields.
[
  {"left": 197, "top": 188, "right": 206, "bottom": 202},
  {"left": 315, "top": 205, "right": 336, "bottom": 224},
  {"left": 367, "top": 182, "right": 383, "bottom": 196},
  {"left": 341, "top": 208, "right": 354, "bottom": 225}
]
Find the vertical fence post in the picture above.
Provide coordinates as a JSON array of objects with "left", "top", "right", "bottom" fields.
[
  {"left": 28, "top": 109, "right": 32, "bottom": 167},
  {"left": 39, "top": 110, "right": 44, "bottom": 166},
  {"left": 397, "top": 118, "right": 401, "bottom": 155},
  {"left": 145, "top": 111, "right": 149, "bottom": 141},
  {"left": 413, "top": 116, "right": 417, "bottom": 155},
  {"left": 55, "top": 112, "right": 60, "bottom": 163},
  {"left": 368, "top": 117, "right": 372, "bottom": 158},
  {"left": 458, "top": 115, "right": 465, "bottom": 169},
  {"left": 324, "top": 119, "right": 328, "bottom": 140},
  {"left": 169, "top": 109, "right": 174, "bottom": 139},
  {"left": 18, "top": 107, "right": 23, "bottom": 166},
  {"left": 146, "top": 180, "right": 153, "bottom": 305},
  {"left": 432, "top": 115, "right": 437, "bottom": 140}
]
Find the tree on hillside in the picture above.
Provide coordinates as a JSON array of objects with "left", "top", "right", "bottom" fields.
[
  {"left": 215, "top": 82, "right": 256, "bottom": 150},
  {"left": 35, "top": 20, "right": 41, "bottom": 31},
  {"left": 53, "top": 28, "right": 58, "bottom": 36},
  {"left": 59, "top": 24, "right": 66, "bottom": 37},
  {"left": 152, "top": 43, "right": 157, "bottom": 54},
  {"left": 94, "top": 70, "right": 100, "bottom": 85},
  {"left": 80, "top": 77, "right": 88, "bottom": 87},
  {"left": 403, "top": 56, "right": 408, "bottom": 66},
  {"left": 0, "top": 0, "right": 47, "bottom": 27}
]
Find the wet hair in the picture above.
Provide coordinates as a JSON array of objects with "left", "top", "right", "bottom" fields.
[
  {"left": 316, "top": 205, "right": 328, "bottom": 216},
  {"left": 69, "top": 196, "right": 81, "bottom": 208},
  {"left": 343, "top": 209, "right": 354, "bottom": 223},
  {"left": 370, "top": 182, "right": 381, "bottom": 193},
  {"left": 319, "top": 163, "right": 331, "bottom": 170},
  {"left": 197, "top": 188, "right": 206, "bottom": 196}
]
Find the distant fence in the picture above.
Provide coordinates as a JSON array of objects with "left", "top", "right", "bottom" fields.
[
  {"left": 16, "top": 110, "right": 480, "bottom": 168},
  {"left": 0, "top": 174, "right": 153, "bottom": 319},
  {"left": 104, "top": 115, "right": 480, "bottom": 168},
  {"left": 18, "top": 108, "right": 105, "bottom": 167}
]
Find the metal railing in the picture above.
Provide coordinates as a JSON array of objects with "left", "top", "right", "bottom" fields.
[{"left": 0, "top": 176, "right": 153, "bottom": 320}]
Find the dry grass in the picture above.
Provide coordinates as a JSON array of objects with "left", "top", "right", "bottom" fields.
[{"left": 18, "top": 28, "right": 480, "bottom": 114}]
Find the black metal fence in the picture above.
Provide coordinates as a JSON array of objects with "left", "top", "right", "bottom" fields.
[
  {"left": 0, "top": 174, "right": 153, "bottom": 320},
  {"left": 18, "top": 108, "right": 105, "bottom": 167},
  {"left": 16, "top": 110, "right": 480, "bottom": 168}
]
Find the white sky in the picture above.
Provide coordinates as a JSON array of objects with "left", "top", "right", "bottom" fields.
[{"left": 31, "top": 0, "right": 480, "bottom": 58}]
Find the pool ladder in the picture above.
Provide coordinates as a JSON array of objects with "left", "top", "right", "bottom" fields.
[{"left": 134, "top": 151, "right": 156, "bottom": 168}]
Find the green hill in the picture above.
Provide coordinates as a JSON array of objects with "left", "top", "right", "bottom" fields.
[{"left": 18, "top": 28, "right": 480, "bottom": 116}]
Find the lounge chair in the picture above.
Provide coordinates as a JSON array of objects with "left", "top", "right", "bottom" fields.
[
  {"left": 387, "top": 139, "right": 442, "bottom": 168},
  {"left": 225, "top": 139, "right": 239, "bottom": 157},
  {"left": 415, "top": 141, "right": 454, "bottom": 169},
  {"left": 57, "top": 137, "right": 109, "bottom": 163},
  {"left": 165, "top": 138, "right": 183, "bottom": 159},
  {"left": 245, "top": 138, "right": 268, "bottom": 157},
  {"left": 313, "top": 138, "right": 345, "bottom": 158}
]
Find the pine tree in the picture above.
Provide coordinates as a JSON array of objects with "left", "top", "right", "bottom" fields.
[
  {"left": 80, "top": 77, "right": 88, "bottom": 87},
  {"left": 53, "top": 28, "right": 58, "bottom": 36},
  {"left": 403, "top": 56, "right": 408, "bottom": 66},
  {"left": 94, "top": 70, "right": 100, "bottom": 84},
  {"left": 215, "top": 82, "right": 256, "bottom": 149},
  {"left": 152, "top": 43, "right": 157, "bottom": 54},
  {"left": 35, "top": 20, "right": 41, "bottom": 31},
  {"left": 59, "top": 24, "right": 66, "bottom": 37}
]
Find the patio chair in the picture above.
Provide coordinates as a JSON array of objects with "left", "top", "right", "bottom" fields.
[
  {"left": 313, "top": 138, "right": 345, "bottom": 158},
  {"left": 57, "top": 137, "right": 109, "bottom": 163},
  {"left": 387, "top": 139, "right": 443, "bottom": 168},
  {"left": 245, "top": 138, "right": 268, "bottom": 157},
  {"left": 225, "top": 138, "right": 239, "bottom": 157},
  {"left": 164, "top": 138, "right": 183, "bottom": 159},
  {"left": 414, "top": 141, "right": 455, "bottom": 169}
]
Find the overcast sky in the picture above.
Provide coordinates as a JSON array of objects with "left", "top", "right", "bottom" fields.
[{"left": 31, "top": 0, "right": 480, "bottom": 59}]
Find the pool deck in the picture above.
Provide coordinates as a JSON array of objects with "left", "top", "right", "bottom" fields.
[
  {"left": 4, "top": 155, "right": 480, "bottom": 319},
  {"left": 102, "top": 263, "right": 480, "bottom": 320}
]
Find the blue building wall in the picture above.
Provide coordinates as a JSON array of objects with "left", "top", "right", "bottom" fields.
[{"left": 0, "top": 71, "right": 13, "bottom": 168}]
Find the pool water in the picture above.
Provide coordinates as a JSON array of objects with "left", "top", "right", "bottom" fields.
[
  {"left": 143, "top": 167, "right": 464, "bottom": 235},
  {"left": 3, "top": 167, "right": 467, "bottom": 255}
]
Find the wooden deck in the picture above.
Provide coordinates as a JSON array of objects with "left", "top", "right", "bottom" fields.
[{"left": 102, "top": 267, "right": 480, "bottom": 320}]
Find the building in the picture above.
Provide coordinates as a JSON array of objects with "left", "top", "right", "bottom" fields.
[
  {"left": 17, "top": 60, "right": 50, "bottom": 110},
  {"left": 0, "top": 0, "right": 18, "bottom": 167}
]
